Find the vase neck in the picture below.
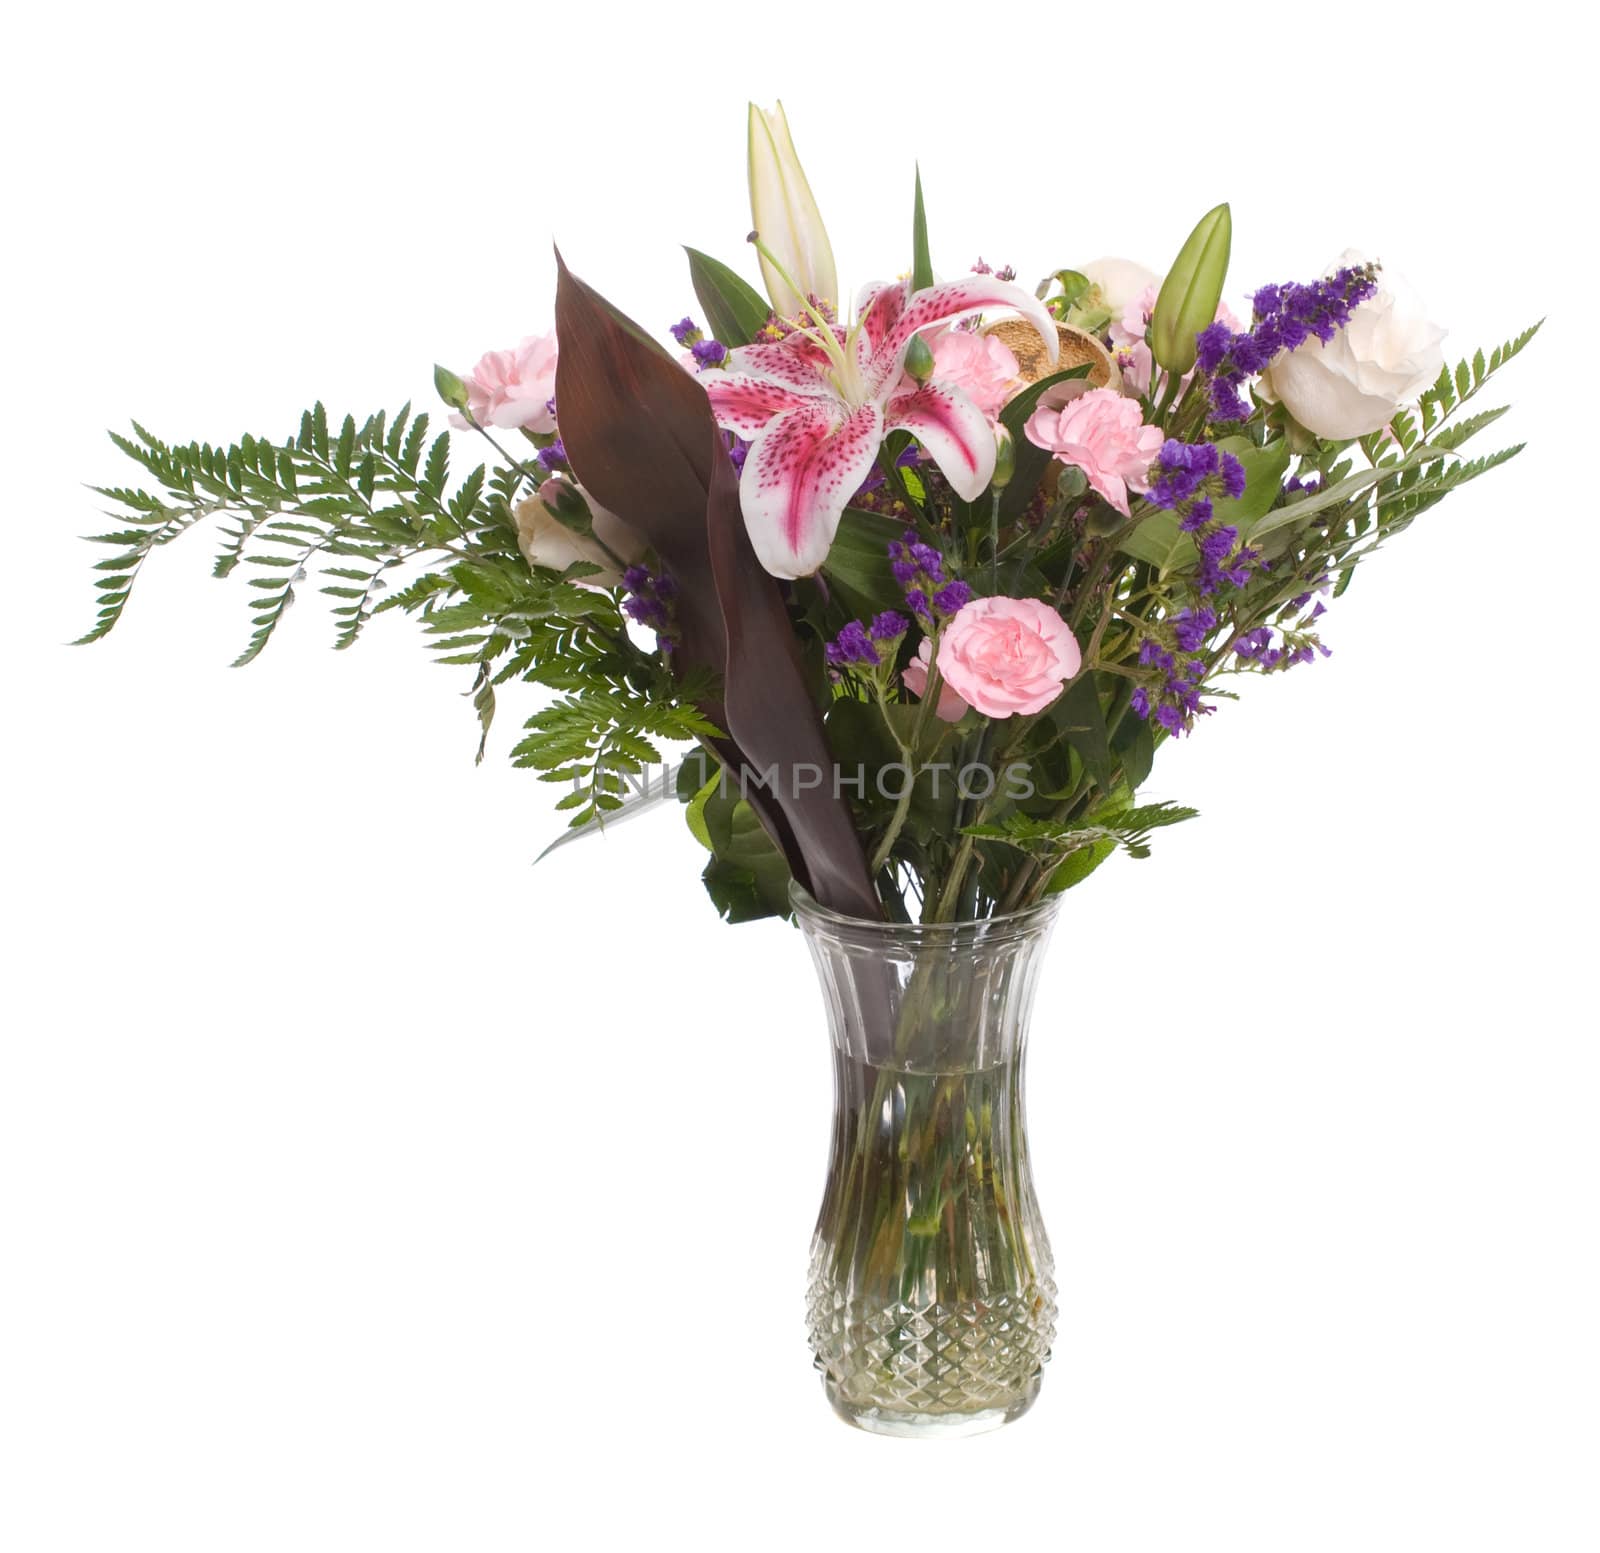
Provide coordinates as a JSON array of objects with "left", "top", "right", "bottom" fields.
[{"left": 792, "top": 890, "right": 1060, "bottom": 1074}]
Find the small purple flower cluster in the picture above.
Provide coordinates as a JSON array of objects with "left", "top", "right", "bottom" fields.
[
  {"left": 669, "top": 317, "right": 728, "bottom": 370},
  {"left": 1146, "top": 439, "right": 1246, "bottom": 519},
  {"left": 1235, "top": 625, "right": 1330, "bottom": 671},
  {"left": 622, "top": 566, "right": 680, "bottom": 656},
  {"left": 1130, "top": 611, "right": 1216, "bottom": 736},
  {"left": 824, "top": 611, "right": 910, "bottom": 670},
  {"left": 536, "top": 439, "right": 568, "bottom": 473},
  {"left": 1195, "top": 262, "right": 1380, "bottom": 421},
  {"left": 1145, "top": 442, "right": 1258, "bottom": 596},
  {"left": 888, "top": 529, "right": 971, "bottom": 626},
  {"left": 970, "top": 258, "right": 1016, "bottom": 282}
]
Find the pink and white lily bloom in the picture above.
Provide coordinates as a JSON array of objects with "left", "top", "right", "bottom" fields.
[{"left": 703, "top": 276, "right": 1059, "bottom": 578}]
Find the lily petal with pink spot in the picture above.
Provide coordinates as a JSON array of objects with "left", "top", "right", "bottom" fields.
[{"left": 703, "top": 275, "right": 1057, "bottom": 577}]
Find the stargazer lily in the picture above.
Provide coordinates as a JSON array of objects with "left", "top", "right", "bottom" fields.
[{"left": 704, "top": 273, "right": 1060, "bottom": 578}]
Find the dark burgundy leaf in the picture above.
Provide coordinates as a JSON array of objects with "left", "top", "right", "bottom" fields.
[
  {"left": 552, "top": 253, "right": 879, "bottom": 920},
  {"left": 704, "top": 441, "right": 880, "bottom": 920}
]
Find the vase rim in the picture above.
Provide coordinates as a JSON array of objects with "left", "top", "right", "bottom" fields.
[{"left": 788, "top": 881, "right": 1062, "bottom": 945}]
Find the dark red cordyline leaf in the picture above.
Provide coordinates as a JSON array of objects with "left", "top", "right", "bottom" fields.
[
  {"left": 552, "top": 253, "right": 879, "bottom": 920},
  {"left": 703, "top": 439, "right": 881, "bottom": 920}
]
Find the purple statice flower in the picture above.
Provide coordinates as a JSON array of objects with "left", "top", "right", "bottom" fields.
[
  {"left": 622, "top": 567, "right": 680, "bottom": 656},
  {"left": 1130, "top": 620, "right": 1219, "bottom": 737},
  {"left": 887, "top": 529, "right": 969, "bottom": 625},
  {"left": 726, "top": 433, "right": 750, "bottom": 473},
  {"left": 691, "top": 338, "right": 727, "bottom": 369},
  {"left": 1146, "top": 439, "right": 1219, "bottom": 510},
  {"left": 824, "top": 611, "right": 912, "bottom": 675},
  {"left": 537, "top": 439, "right": 568, "bottom": 473},
  {"left": 824, "top": 619, "right": 879, "bottom": 669},
  {"left": 1146, "top": 440, "right": 1244, "bottom": 515},
  {"left": 1236, "top": 621, "right": 1331, "bottom": 673},
  {"left": 1172, "top": 606, "right": 1217, "bottom": 653},
  {"left": 669, "top": 317, "right": 703, "bottom": 347},
  {"left": 1146, "top": 443, "right": 1251, "bottom": 595},
  {"left": 1196, "top": 262, "right": 1380, "bottom": 423}
]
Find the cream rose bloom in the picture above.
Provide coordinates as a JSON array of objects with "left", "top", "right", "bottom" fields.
[
  {"left": 1081, "top": 257, "right": 1159, "bottom": 317},
  {"left": 514, "top": 481, "right": 645, "bottom": 588},
  {"left": 1259, "top": 250, "right": 1446, "bottom": 440}
]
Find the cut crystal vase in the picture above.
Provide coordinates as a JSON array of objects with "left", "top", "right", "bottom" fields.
[{"left": 793, "top": 885, "right": 1061, "bottom": 1438}]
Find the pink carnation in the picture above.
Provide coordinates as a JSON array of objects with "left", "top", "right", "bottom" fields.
[
  {"left": 923, "top": 329, "right": 1022, "bottom": 421},
  {"left": 1024, "top": 387, "right": 1163, "bottom": 516},
  {"left": 901, "top": 638, "right": 970, "bottom": 723},
  {"left": 457, "top": 332, "right": 559, "bottom": 432},
  {"left": 933, "top": 597, "right": 1081, "bottom": 719}
]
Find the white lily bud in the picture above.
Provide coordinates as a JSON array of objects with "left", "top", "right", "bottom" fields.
[{"left": 747, "top": 102, "right": 838, "bottom": 318}]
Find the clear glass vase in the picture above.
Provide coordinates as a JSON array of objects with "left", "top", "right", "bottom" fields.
[{"left": 793, "top": 885, "right": 1061, "bottom": 1438}]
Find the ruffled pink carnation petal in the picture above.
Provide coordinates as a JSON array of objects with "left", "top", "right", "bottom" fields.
[
  {"left": 934, "top": 597, "right": 1081, "bottom": 720},
  {"left": 458, "top": 331, "right": 559, "bottom": 433},
  {"left": 1024, "top": 387, "right": 1163, "bottom": 517}
]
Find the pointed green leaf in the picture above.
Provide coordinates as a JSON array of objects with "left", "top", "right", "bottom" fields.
[
  {"left": 912, "top": 166, "right": 933, "bottom": 292},
  {"left": 685, "top": 247, "right": 772, "bottom": 347}
]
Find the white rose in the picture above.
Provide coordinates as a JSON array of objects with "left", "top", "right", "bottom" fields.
[
  {"left": 515, "top": 483, "right": 645, "bottom": 589},
  {"left": 1081, "top": 256, "right": 1159, "bottom": 316},
  {"left": 1259, "top": 250, "right": 1446, "bottom": 440}
]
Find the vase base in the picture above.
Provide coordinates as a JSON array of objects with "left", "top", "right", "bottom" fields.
[{"left": 823, "top": 1372, "right": 1040, "bottom": 1439}]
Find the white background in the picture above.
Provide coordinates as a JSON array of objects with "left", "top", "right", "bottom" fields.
[{"left": 3, "top": 4, "right": 1596, "bottom": 1549}]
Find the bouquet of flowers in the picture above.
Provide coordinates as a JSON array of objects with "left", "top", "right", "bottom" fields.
[
  {"left": 80, "top": 103, "right": 1536, "bottom": 1435},
  {"left": 81, "top": 104, "right": 1534, "bottom": 929}
]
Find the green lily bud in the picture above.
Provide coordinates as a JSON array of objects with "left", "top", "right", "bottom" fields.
[
  {"left": 433, "top": 363, "right": 471, "bottom": 415},
  {"left": 903, "top": 332, "right": 936, "bottom": 384},
  {"left": 991, "top": 425, "right": 1016, "bottom": 490},
  {"left": 1149, "top": 203, "right": 1232, "bottom": 376}
]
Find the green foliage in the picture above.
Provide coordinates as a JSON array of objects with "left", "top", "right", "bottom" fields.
[
  {"left": 513, "top": 680, "right": 720, "bottom": 830},
  {"left": 1419, "top": 321, "right": 1542, "bottom": 433},
  {"left": 80, "top": 404, "right": 714, "bottom": 785},
  {"left": 686, "top": 774, "right": 794, "bottom": 923},
  {"left": 962, "top": 800, "right": 1199, "bottom": 862},
  {"left": 911, "top": 166, "right": 934, "bottom": 292},
  {"left": 78, "top": 301, "right": 1538, "bottom": 928},
  {"left": 82, "top": 405, "right": 518, "bottom": 662},
  {"left": 685, "top": 247, "right": 772, "bottom": 347}
]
